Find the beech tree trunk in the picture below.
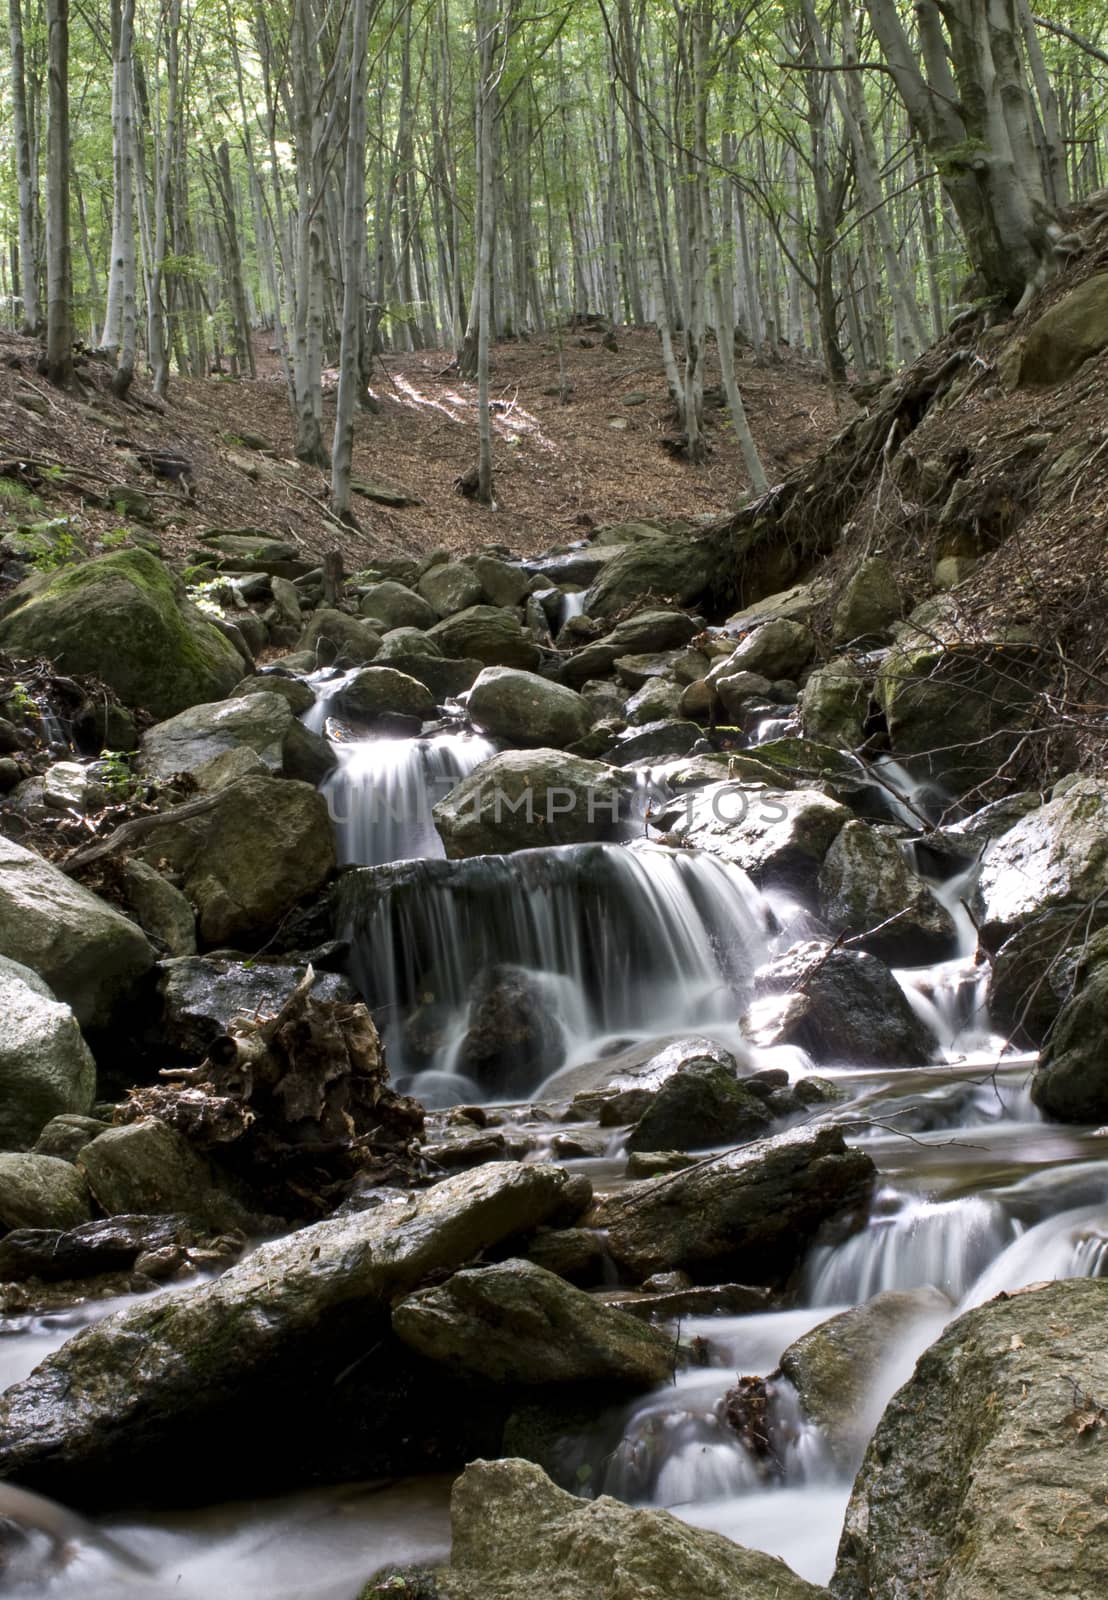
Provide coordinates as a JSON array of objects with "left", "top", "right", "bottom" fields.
[
  {"left": 8, "top": 0, "right": 41, "bottom": 335},
  {"left": 332, "top": 0, "right": 370, "bottom": 521},
  {"left": 110, "top": 0, "right": 138, "bottom": 397},
  {"left": 44, "top": 0, "right": 72, "bottom": 386}
]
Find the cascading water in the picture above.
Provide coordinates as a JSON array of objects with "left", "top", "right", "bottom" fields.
[
  {"left": 339, "top": 840, "right": 774, "bottom": 1094},
  {"left": 323, "top": 732, "right": 495, "bottom": 866}
]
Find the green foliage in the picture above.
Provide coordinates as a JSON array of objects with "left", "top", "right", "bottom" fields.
[
  {"left": 0, "top": 479, "right": 44, "bottom": 519},
  {"left": 7, "top": 519, "right": 83, "bottom": 571},
  {"left": 100, "top": 526, "right": 133, "bottom": 550},
  {"left": 93, "top": 748, "right": 139, "bottom": 801},
  {"left": 5, "top": 682, "right": 34, "bottom": 721}
]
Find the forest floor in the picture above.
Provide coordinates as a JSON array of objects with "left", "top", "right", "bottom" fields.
[{"left": 0, "top": 324, "right": 850, "bottom": 575}]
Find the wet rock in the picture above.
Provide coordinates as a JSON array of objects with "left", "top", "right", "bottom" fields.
[
  {"left": 745, "top": 941, "right": 936, "bottom": 1067},
  {"left": 1031, "top": 932, "right": 1108, "bottom": 1121},
  {"left": 0, "top": 838, "right": 155, "bottom": 1032},
  {"left": 986, "top": 908, "right": 1098, "bottom": 1038},
  {"left": 456, "top": 965, "right": 566, "bottom": 1098},
  {"left": 392, "top": 1259, "right": 673, "bottom": 1386},
  {"left": 299, "top": 609, "right": 383, "bottom": 666},
  {"left": 658, "top": 783, "right": 849, "bottom": 890},
  {"left": 134, "top": 775, "right": 335, "bottom": 946},
  {"left": 524, "top": 1227, "right": 608, "bottom": 1284},
  {"left": 975, "top": 778, "right": 1108, "bottom": 950},
  {"left": 42, "top": 761, "right": 106, "bottom": 813},
  {"left": 31, "top": 1114, "right": 110, "bottom": 1162},
  {"left": 158, "top": 957, "right": 355, "bottom": 1058},
  {"left": 780, "top": 1287, "right": 950, "bottom": 1470},
  {"left": 333, "top": 666, "right": 437, "bottom": 725},
  {"left": 0, "top": 1214, "right": 190, "bottom": 1282},
  {"left": 0, "top": 1153, "right": 92, "bottom": 1231},
  {"left": 832, "top": 1279, "right": 1108, "bottom": 1600},
  {"left": 140, "top": 692, "right": 294, "bottom": 786},
  {"left": 525, "top": 546, "right": 622, "bottom": 588},
  {"left": 625, "top": 1061, "right": 771, "bottom": 1153},
  {"left": 0, "top": 1161, "right": 569, "bottom": 1504},
  {"left": 715, "top": 619, "right": 815, "bottom": 681},
  {"left": 427, "top": 605, "right": 540, "bottom": 669},
  {"left": 710, "top": 668, "right": 774, "bottom": 720},
  {"left": 608, "top": 718, "right": 702, "bottom": 764},
  {"left": 468, "top": 667, "right": 591, "bottom": 748},
  {"left": 76, "top": 1120, "right": 243, "bottom": 1228},
  {"left": 581, "top": 538, "right": 714, "bottom": 621},
  {"left": 432, "top": 750, "right": 623, "bottom": 857},
  {"left": 592, "top": 1124, "right": 874, "bottom": 1283},
  {"left": 599, "top": 1282, "right": 773, "bottom": 1321},
  {"left": 438, "top": 1457, "right": 823, "bottom": 1600},
  {"left": 282, "top": 719, "right": 337, "bottom": 785},
  {"left": 830, "top": 556, "right": 902, "bottom": 644},
  {"left": 818, "top": 821, "right": 958, "bottom": 964},
  {"left": 624, "top": 1151, "right": 698, "bottom": 1178},
  {"left": 551, "top": 1035, "right": 741, "bottom": 1107},
  {"left": 559, "top": 610, "right": 700, "bottom": 687},
  {"left": 376, "top": 629, "right": 484, "bottom": 699},
  {"left": 0, "top": 958, "right": 97, "bottom": 1151},
  {"left": 418, "top": 562, "right": 485, "bottom": 617},
  {"left": 0, "top": 549, "right": 243, "bottom": 719},
  {"left": 800, "top": 660, "right": 869, "bottom": 748},
  {"left": 359, "top": 581, "right": 439, "bottom": 632}
]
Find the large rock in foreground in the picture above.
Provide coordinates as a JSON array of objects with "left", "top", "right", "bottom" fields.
[
  {"left": 0, "top": 549, "right": 243, "bottom": 718},
  {"left": 134, "top": 775, "right": 334, "bottom": 945},
  {"left": 832, "top": 1279, "right": 1108, "bottom": 1600},
  {"left": 392, "top": 1259, "right": 672, "bottom": 1387},
  {"left": 659, "top": 783, "right": 849, "bottom": 890},
  {"left": 437, "top": 1458, "right": 823, "bottom": 1600},
  {"left": 975, "top": 778, "right": 1108, "bottom": 950},
  {"left": 0, "top": 958, "right": 96, "bottom": 1150},
  {"left": 0, "top": 837, "right": 154, "bottom": 1031},
  {"left": 591, "top": 1125, "right": 874, "bottom": 1283},
  {"left": 0, "top": 1161, "right": 569, "bottom": 1505}
]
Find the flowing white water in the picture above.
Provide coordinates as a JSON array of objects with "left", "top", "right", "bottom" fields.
[{"left": 322, "top": 732, "right": 495, "bottom": 865}]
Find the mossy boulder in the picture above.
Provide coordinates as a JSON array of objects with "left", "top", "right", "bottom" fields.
[
  {"left": 831, "top": 556, "right": 902, "bottom": 644},
  {"left": 468, "top": 667, "right": 592, "bottom": 748},
  {"left": 438, "top": 1459, "right": 823, "bottom": 1600},
  {"left": 582, "top": 539, "right": 713, "bottom": 619},
  {"left": 134, "top": 774, "right": 335, "bottom": 946},
  {"left": 832, "top": 1280, "right": 1108, "bottom": 1600},
  {"left": 1031, "top": 932, "right": 1108, "bottom": 1122},
  {"left": 299, "top": 609, "right": 383, "bottom": 666},
  {"left": 800, "top": 660, "right": 869, "bottom": 748},
  {"left": 433, "top": 749, "right": 623, "bottom": 857},
  {"left": 1003, "top": 272, "right": 1108, "bottom": 388},
  {"left": 359, "top": 581, "right": 439, "bottom": 632},
  {"left": 625, "top": 1060, "right": 771, "bottom": 1153},
  {"left": 0, "top": 549, "right": 243, "bottom": 719},
  {"left": 427, "top": 605, "right": 540, "bottom": 669},
  {"left": 0, "top": 1152, "right": 93, "bottom": 1231},
  {"left": 819, "top": 820, "right": 958, "bottom": 964}
]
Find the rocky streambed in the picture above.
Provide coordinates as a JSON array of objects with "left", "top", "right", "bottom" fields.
[{"left": 0, "top": 523, "right": 1106, "bottom": 1595}]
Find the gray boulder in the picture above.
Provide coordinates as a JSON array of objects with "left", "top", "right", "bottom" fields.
[
  {"left": 608, "top": 718, "right": 702, "bottom": 764},
  {"left": 134, "top": 775, "right": 334, "bottom": 946},
  {"left": 332, "top": 665, "right": 436, "bottom": 724},
  {"left": 976, "top": 778, "right": 1108, "bottom": 951},
  {"left": 359, "top": 581, "right": 439, "bottom": 632},
  {"left": 0, "top": 1214, "right": 189, "bottom": 1283},
  {"left": 299, "top": 609, "right": 383, "bottom": 666},
  {"left": 0, "top": 1161, "right": 569, "bottom": 1503},
  {"left": 428, "top": 606, "right": 540, "bottom": 668},
  {"left": 1031, "top": 932, "right": 1108, "bottom": 1121},
  {"left": 819, "top": 821, "right": 958, "bottom": 965},
  {"left": 32, "top": 1114, "right": 110, "bottom": 1163},
  {"left": 582, "top": 539, "right": 713, "bottom": 619},
  {"left": 456, "top": 965, "right": 565, "bottom": 1098},
  {"left": 832, "top": 1279, "right": 1108, "bottom": 1600},
  {"left": 77, "top": 1119, "right": 241, "bottom": 1227},
  {"left": 392, "top": 1259, "right": 673, "bottom": 1386},
  {"left": 745, "top": 941, "right": 936, "bottom": 1067},
  {"left": 800, "top": 661, "right": 869, "bottom": 748},
  {"left": 418, "top": 561, "right": 485, "bottom": 616},
  {"left": 658, "top": 783, "right": 849, "bottom": 890},
  {"left": 473, "top": 555, "right": 531, "bottom": 608},
  {"left": 116, "top": 860, "right": 197, "bottom": 957},
  {"left": 233, "top": 674, "right": 316, "bottom": 716},
  {"left": 560, "top": 610, "right": 700, "bottom": 687},
  {"left": 623, "top": 678, "right": 683, "bottom": 725},
  {"left": 140, "top": 692, "right": 294, "bottom": 786},
  {"left": 591, "top": 1124, "right": 874, "bottom": 1283},
  {"left": 0, "top": 837, "right": 155, "bottom": 1031},
  {"left": 433, "top": 750, "right": 622, "bottom": 858},
  {"left": 0, "top": 1152, "right": 92, "bottom": 1231},
  {"left": 830, "top": 556, "right": 902, "bottom": 644},
  {"left": 468, "top": 667, "right": 591, "bottom": 748},
  {"left": 438, "top": 1458, "right": 823, "bottom": 1600},
  {"left": 715, "top": 619, "right": 815, "bottom": 681},
  {"left": 376, "top": 628, "right": 484, "bottom": 698},
  {"left": 0, "top": 958, "right": 96, "bottom": 1150},
  {"left": 0, "top": 549, "right": 243, "bottom": 719}
]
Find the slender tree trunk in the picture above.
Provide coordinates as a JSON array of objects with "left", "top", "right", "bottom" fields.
[
  {"left": 110, "top": 0, "right": 138, "bottom": 397},
  {"left": 9, "top": 0, "right": 41, "bottom": 334},
  {"left": 332, "top": 0, "right": 370, "bottom": 521},
  {"left": 475, "top": 0, "right": 499, "bottom": 506},
  {"left": 44, "top": 0, "right": 72, "bottom": 386}
]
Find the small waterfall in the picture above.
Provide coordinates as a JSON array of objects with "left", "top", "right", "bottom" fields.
[
  {"left": 749, "top": 714, "right": 799, "bottom": 745},
  {"left": 339, "top": 840, "right": 773, "bottom": 1092},
  {"left": 560, "top": 591, "right": 586, "bottom": 625},
  {"left": 804, "top": 1190, "right": 1019, "bottom": 1304},
  {"left": 323, "top": 732, "right": 495, "bottom": 865},
  {"left": 960, "top": 1203, "right": 1108, "bottom": 1308}
]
